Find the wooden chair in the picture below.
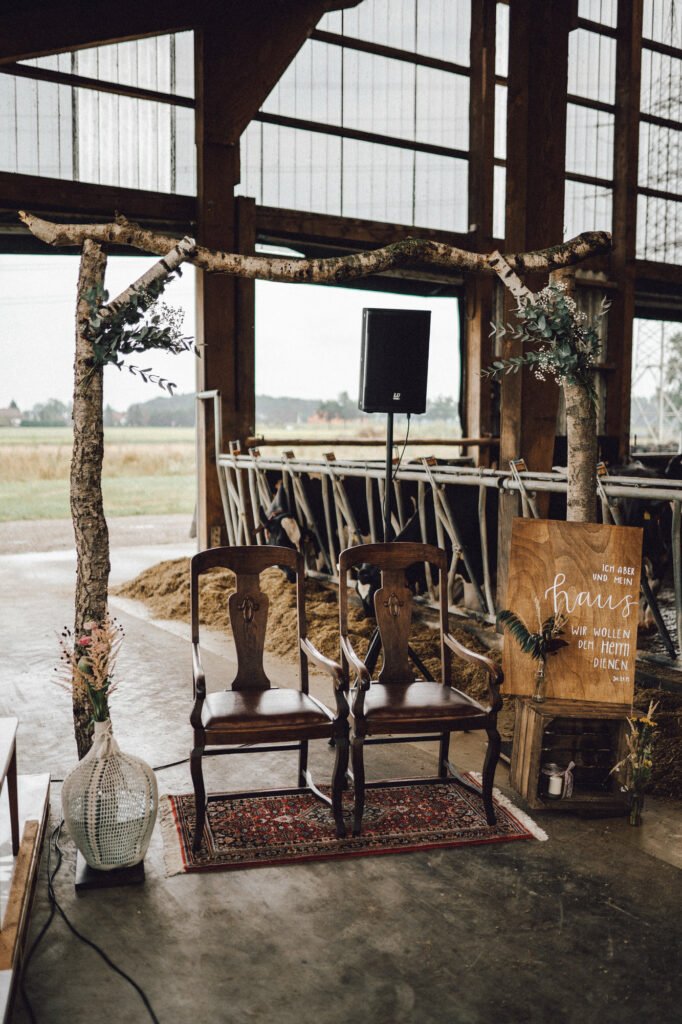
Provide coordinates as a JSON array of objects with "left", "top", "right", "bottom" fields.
[
  {"left": 339, "top": 542, "right": 503, "bottom": 836},
  {"left": 190, "top": 545, "right": 349, "bottom": 851}
]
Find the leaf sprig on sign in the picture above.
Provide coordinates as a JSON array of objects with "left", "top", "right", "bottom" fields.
[
  {"left": 497, "top": 606, "right": 569, "bottom": 663},
  {"left": 83, "top": 271, "right": 197, "bottom": 393}
]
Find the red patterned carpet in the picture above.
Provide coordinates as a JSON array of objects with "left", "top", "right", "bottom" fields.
[{"left": 161, "top": 775, "right": 546, "bottom": 874}]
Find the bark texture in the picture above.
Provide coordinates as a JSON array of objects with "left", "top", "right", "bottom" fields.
[
  {"left": 72, "top": 239, "right": 110, "bottom": 758},
  {"left": 104, "top": 235, "right": 196, "bottom": 318},
  {"left": 550, "top": 267, "right": 599, "bottom": 524},
  {"left": 564, "top": 381, "right": 598, "bottom": 523},
  {"left": 19, "top": 210, "right": 611, "bottom": 283}
]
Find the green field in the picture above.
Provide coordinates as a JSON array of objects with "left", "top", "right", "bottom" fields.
[
  {"left": 0, "top": 426, "right": 196, "bottom": 521},
  {"left": 0, "top": 421, "right": 463, "bottom": 521}
]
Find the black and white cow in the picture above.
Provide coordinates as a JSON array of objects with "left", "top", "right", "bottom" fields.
[{"left": 258, "top": 480, "right": 321, "bottom": 581}]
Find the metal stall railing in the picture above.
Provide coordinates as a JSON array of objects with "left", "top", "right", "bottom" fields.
[{"left": 198, "top": 393, "right": 682, "bottom": 660}]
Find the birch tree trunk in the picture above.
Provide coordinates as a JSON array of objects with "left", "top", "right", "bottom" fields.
[
  {"left": 72, "top": 239, "right": 110, "bottom": 758},
  {"left": 550, "top": 267, "right": 598, "bottom": 524},
  {"left": 563, "top": 381, "right": 597, "bottom": 522}
]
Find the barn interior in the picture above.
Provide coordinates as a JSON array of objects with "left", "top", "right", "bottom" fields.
[{"left": 1, "top": 1, "right": 682, "bottom": 1022}]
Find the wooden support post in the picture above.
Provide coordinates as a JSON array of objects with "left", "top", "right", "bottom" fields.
[
  {"left": 194, "top": 24, "right": 256, "bottom": 550},
  {"left": 496, "top": 0, "right": 573, "bottom": 602},
  {"left": 463, "top": 0, "right": 497, "bottom": 466},
  {"left": 609, "top": 0, "right": 643, "bottom": 461}
]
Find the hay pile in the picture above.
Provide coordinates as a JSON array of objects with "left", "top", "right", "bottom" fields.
[{"left": 114, "top": 557, "right": 502, "bottom": 702}]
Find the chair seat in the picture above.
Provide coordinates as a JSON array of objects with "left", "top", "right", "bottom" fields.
[
  {"left": 353, "top": 680, "right": 487, "bottom": 726},
  {"left": 201, "top": 687, "right": 335, "bottom": 735}
]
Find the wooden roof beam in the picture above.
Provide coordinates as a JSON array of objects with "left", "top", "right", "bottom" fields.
[{"left": 0, "top": 0, "right": 360, "bottom": 67}]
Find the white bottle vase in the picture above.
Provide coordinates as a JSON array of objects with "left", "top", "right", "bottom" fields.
[{"left": 61, "top": 719, "right": 158, "bottom": 870}]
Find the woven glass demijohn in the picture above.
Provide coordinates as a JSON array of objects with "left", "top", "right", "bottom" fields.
[{"left": 62, "top": 719, "right": 158, "bottom": 870}]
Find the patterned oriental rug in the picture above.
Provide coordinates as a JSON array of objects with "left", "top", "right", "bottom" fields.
[{"left": 160, "top": 774, "right": 547, "bottom": 874}]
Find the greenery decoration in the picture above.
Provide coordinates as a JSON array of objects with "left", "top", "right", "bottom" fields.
[
  {"left": 482, "top": 282, "right": 609, "bottom": 403},
  {"left": 84, "top": 271, "right": 196, "bottom": 393}
]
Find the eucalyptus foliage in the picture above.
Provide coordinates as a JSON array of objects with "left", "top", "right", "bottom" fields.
[
  {"left": 483, "top": 283, "right": 609, "bottom": 403},
  {"left": 497, "top": 608, "right": 568, "bottom": 663},
  {"left": 84, "top": 271, "right": 195, "bottom": 393}
]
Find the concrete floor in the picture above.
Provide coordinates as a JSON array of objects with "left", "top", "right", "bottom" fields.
[{"left": 1, "top": 516, "right": 681, "bottom": 1024}]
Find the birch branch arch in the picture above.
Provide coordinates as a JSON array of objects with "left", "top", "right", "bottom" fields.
[
  {"left": 19, "top": 210, "right": 611, "bottom": 756},
  {"left": 20, "top": 211, "right": 611, "bottom": 282}
]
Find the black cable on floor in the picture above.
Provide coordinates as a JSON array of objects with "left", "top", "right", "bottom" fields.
[
  {"left": 19, "top": 820, "right": 160, "bottom": 1024},
  {"left": 51, "top": 754, "right": 191, "bottom": 784}
]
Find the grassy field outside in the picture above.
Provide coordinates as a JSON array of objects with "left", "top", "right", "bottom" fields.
[
  {"left": 0, "top": 421, "right": 464, "bottom": 521},
  {"left": 0, "top": 426, "right": 196, "bottom": 521}
]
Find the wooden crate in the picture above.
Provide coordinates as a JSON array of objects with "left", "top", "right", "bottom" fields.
[{"left": 510, "top": 698, "right": 630, "bottom": 813}]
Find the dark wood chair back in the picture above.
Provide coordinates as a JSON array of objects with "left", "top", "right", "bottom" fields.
[
  {"left": 190, "top": 545, "right": 306, "bottom": 693},
  {"left": 339, "top": 542, "right": 449, "bottom": 686}
]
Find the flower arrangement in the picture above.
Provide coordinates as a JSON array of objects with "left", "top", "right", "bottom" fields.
[
  {"left": 482, "top": 282, "right": 608, "bottom": 404},
  {"left": 611, "top": 700, "right": 658, "bottom": 824},
  {"left": 497, "top": 599, "right": 569, "bottom": 702},
  {"left": 56, "top": 616, "right": 124, "bottom": 722}
]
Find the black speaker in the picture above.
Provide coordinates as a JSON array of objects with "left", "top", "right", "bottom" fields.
[{"left": 358, "top": 308, "right": 431, "bottom": 414}]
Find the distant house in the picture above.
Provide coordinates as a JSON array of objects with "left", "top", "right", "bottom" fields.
[{"left": 0, "top": 402, "right": 22, "bottom": 427}]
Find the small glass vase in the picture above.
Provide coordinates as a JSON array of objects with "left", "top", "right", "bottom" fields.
[
  {"left": 532, "top": 661, "right": 546, "bottom": 703},
  {"left": 628, "top": 791, "right": 644, "bottom": 827}
]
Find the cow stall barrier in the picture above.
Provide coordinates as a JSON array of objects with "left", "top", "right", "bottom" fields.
[{"left": 197, "top": 395, "right": 682, "bottom": 660}]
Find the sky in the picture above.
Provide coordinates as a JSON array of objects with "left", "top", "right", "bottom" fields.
[{"left": 0, "top": 253, "right": 460, "bottom": 412}]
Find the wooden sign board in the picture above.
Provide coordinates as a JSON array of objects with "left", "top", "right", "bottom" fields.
[{"left": 503, "top": 519, "right": 643, "bottom": 704}]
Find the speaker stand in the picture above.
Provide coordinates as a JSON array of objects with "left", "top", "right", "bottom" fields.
[
  {"left": 373, "top": 410, "right": 434, "bottom": 682},
  {"left": 383, "top": 411, "right": 394, "bottom": 543}
]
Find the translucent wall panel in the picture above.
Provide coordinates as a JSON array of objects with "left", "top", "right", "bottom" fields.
[
  {"left": 415, "top": 0, "right": 471, "bottom": 66},
  {"left": 262, "top": 40, "right": 342, "bottom": 125},
  {"left": 76, "top": 90, "right": 178, "bottom": 191},
  {"left": 74, "top": 89, "right": 196, "bottom": 193},
  {"left": 3, "top": 33, "right": 195, "bottom": 193},
  {"left": 22, "top": 32, "right": 195, "bottom": 98},
  {"left": 494, "top": 84, "right": 507, "bottom": 160},
  {"left": 568, "top": 29, "right": 616, "bottom": 104},
  {"left": 639, "top": 122, "right": 682, "bottom": 194},
  {"left": 495, "top": 3, "right": 509, "bottom": 78},
  {"left": 564, "top": 180, "right": 612, "bottom": 238},
  {"left": 264, "top": 40, "right": 468, "bottom": 152},
  {"left": 415, "top": 67, "right": 468, "bottom": 150},
  {"left": 238, "top": 122, "right": 343, "bottom": 216},
  {"left": 0, "top": 76, "right": 73, "bottom": 179},
  {"left": 643, "top": 0, "right": 682, "bottom": 48},
  {"left": 342, "top": 50, "right": 416, "bottom": 141},
  {"left": 413, "top": 152, "right": 468, "bottom": 232},
  {"left": 637, "top": 194, "right": 682, "bottom": 262},
  {"left": 566, "top": 104, "right": 614, "bottom": 179},
  {"left": 319, "top": 0, "right": 470, "bottom": 66},
  {"left": 239, "top": 121, "right": 467, "bottom": 232},
  {"left": 578, "top": 0, "right": 618, "bottom": 26},
  {"left": 342, "top": 139, "right": 415, "bottom": 223},
  {"left": 641, "top": 50, "right": 682, "bottom": 122},
  {"left": 493, "top": 165, "right": 506, "bottom": 239},
  {"left": 341, "top": 0, "right": 417, "bottom": 51}
]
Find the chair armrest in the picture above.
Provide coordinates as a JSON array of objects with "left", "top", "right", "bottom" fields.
[
  {"left": 300, "top": 638, "right": 350, "bottom": 719},
  {"left": 192, "top": 642, "right": 206, "bottom": 701},
  {"left": 443, "top": 631, "right": 503, "bottom": 713},
  {"left": 300, "top": 638, "right": 347, "bottom": 691},
  {"left": 340, "top": 635, "right": 371, "bottom": 691}
]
